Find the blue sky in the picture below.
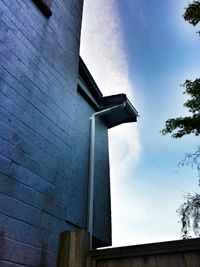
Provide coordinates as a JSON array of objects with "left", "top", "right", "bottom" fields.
[{"left": 80, "top": 0, "right": 200, "bottom": 246}]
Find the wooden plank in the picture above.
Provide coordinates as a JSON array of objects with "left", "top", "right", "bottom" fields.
[
  {"left": 86, "top": 238, "right": 200, "bottom": 267},
  {"left": 57, "top": 230, "right": 89, "bottom": 267},
  {"left": 86, "top": 238, "right": 200, "bottom": 260}
]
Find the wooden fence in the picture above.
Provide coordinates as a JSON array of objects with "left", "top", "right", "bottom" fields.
[
  {"left": 86, "top": 237, "right": 200, "bottom": 267},
  {"left": 57, "top": 230, "right": 200, "bottom": 267}
]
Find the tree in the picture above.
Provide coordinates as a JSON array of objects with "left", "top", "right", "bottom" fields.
[
  {"left": 178, "top": 193, "right": 200, "bottom": 239},
  {"left": 178, "top": 146, "right": 200, "bottom": 184},
  {"left": 162, "top": 1, "right": 200, "bottom": 239},
  {"left": 183, "top": 0, "right": 200, "bottom": 34},
  {"left": 161, "top": 79, "right": 200, "bottom": 138},
  {"left": 177, "top": 147, "right": 200, "bottom": 239}
]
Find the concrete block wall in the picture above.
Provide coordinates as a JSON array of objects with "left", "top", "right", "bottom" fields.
[{"left": 0, "top": 0, "right": 84, "bottom": 266}]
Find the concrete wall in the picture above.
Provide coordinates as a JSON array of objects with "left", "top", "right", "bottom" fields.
[{"left": 0, "top": 0, "right": 84, "bottom": 266}]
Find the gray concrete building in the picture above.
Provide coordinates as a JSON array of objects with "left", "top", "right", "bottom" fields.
[{"left": 0, "top": 0, "right": 137, "bottom": 266}]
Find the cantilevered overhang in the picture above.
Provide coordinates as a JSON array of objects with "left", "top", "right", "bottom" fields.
[
  {"left": 78, "top": 57, "right": 138, "bottom": 129},
  {"left": 100, "top": 94, "right": 138, "bottom": 128}
]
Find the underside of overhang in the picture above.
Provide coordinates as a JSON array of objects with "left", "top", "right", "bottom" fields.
[{"left": 78, "top": 57, "right": 138, "bottom": 128}]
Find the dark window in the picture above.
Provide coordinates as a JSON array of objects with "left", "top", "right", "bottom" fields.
[{"left": 32, "top": 0, "right": 52, "bottom": 17}]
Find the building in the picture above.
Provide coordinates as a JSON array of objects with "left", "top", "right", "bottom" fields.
[{"left": 0, "top": 0, "right": 137, "bottom": 266}]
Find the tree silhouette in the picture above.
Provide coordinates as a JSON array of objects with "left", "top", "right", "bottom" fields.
[{"left": 162, "top": 1, "right": 200, "bottom": 238}]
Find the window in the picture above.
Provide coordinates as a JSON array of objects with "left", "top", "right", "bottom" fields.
[{"left": 32, "top": 0, "right": 52, "bottom": 17}]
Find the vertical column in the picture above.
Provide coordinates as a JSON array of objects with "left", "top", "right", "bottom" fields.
[{"left": 57, "top": 230, "right": 89, "bottom": 267}]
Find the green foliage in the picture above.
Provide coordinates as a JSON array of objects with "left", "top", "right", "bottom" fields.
[
  {"left": 184, "top": 79, "right": 200, "bottom": 113},
  {"left": 162, "top": 0, "right": 200, "bottom": 138},
  {"left": 162, "top": 1, "right": 200, "bottom": 239},
  {"left": 178, "top": 193, "right": 200, "bottom": 239},
  {"left": 183, "top": 1, "right": 200, "bottom": 27},
  {"left": 161, "top": 79, "right": 200, "bottom": 138},
  {"left": 177, "top": 147, "right": 200, "bottom": 239}
]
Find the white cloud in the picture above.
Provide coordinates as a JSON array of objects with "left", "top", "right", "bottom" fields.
[
  {"left": 80, "top": 0, "right": 200, "bottom": 247},
  {"left": 80, "top": 0, "right": 141, "bottom": 246},
  {"left": 81, "top": 0, "right": 134, "bottom": 101}
]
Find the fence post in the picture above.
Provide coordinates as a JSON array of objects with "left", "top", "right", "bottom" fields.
[{"left": 57, "top": 229, "right": 89, "bottom": 267}]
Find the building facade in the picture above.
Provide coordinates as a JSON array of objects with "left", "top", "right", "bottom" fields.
[{"left": 0, "top": 1, "right": 137, "bottom": 266}]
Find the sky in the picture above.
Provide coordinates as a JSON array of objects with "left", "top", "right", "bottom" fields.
[{"left": 80, "top": 0, "right": 200, "bottom": 247}]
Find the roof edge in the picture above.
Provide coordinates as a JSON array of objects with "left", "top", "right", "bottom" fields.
[
  {"left": 78, "top": 57, "right": 138, "bottom": 127},
  {"left": 79, "top": 57, "right": 102, "bottom": 103}
]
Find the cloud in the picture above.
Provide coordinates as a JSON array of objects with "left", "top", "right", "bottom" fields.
[
  {"left": 80, "top": 0, "right": 141, "bottom": 245},
  {"left": 81, "top": 1, "right": 133, "bottom": 100}
]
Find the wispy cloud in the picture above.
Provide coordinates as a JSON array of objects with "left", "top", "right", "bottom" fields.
[{"left": 80, "top": 0, "right": 141, "bottom": 246}]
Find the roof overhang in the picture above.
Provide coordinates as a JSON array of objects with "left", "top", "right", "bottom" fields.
[
  {"left": 78, "top": 57, "right": 138, "bottom": 129},
  {"left": 100, "top": 94, "right": 138, "bottom": 128}
]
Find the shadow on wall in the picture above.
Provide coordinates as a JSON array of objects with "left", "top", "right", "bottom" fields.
[
  {"left": 39, "top": 241, "right": 48, "bottom": 267},
  {"left": 0, "top": 230, "right": 5, "bottom": 261}
]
